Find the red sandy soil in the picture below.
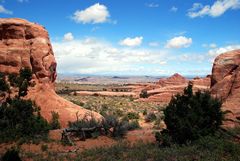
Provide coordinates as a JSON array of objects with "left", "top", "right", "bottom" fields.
[{"left": 0, "top": 121, "right": 156, "bottom": 160}]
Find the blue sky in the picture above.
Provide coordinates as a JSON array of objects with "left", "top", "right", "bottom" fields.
[{"left": 1, "top": 0, "right": 240, "bottom": 76}]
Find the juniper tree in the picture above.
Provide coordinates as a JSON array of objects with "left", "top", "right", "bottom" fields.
[{"left": 162, "top": 84, "right": 223, "bottom": 144}]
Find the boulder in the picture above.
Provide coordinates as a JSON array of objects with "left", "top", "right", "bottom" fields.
[
  {"left": 0, "top": 18, "right": 102, "bottom": 127},
  {"left": 211, "top": 49, "right": 240, "bottom": 127}
]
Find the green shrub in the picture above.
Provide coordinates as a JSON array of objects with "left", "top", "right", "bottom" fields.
[
  {"left": 144, "top": 112, "right": 156, "bottom": 122},
  {"left": 76, "top": 134, "right": 240, "bottom": 161},
  {"left": 68, "top": 115, "right": 101, "bottom": 140},
  {"left": 93, "top": 93, "right": 99, "bottom": 96},
  {"left": 112, "top": 120, "right": 129, "bottom": 138},
  {"left": 49, "top": 111, "right": 61, "bottom": 130},
  {"left": 113, "top": 109, "right": 124, "bottom": 117},
  {"left": 128, "top": 120, "right": 140, "bottom": 131},
  {"left": 70, "top": 100, "right": 85, "bottom": 106},
  {"left": 2, "top": 148, "right": 22, "bottom": 161},
  {"left": 100, "top": 110, "right": 107, "bottom": 117},
  {"left": 0, "top": 69, "right": 50, "bottom": 142},
  {"left": 17, "top": 68, "right": 32, "bottom": 98},
  {"left": 155, "top": 130, "right": 172, "bottom": 147},
  {"left": 83, "top": 103, "right": 92, "bottom": 110},
  {"left": 103, "top": 114, "right": 129, "bottom": 138},
  {"left": 73, "top": 91, "right": 77, "bottom": 96},
  {"left": 143, "top": 109, "right": 147, "bottom": 115},
  {"left": 127, "top": 112, "right": 139, "bottom": 120},
  {"left": 129, "top": 95, "right": 134, "bottom": 101},
  {"left": 154, "top": 116, "right": 162, "bottom": 129},
  {"left": 8, "top": 74, "right": 18, "bottom": 87},
  {"left": 68, "top": 117, "right": 100, "bottom": 130},
  {"left": 0, "top": 98, "right": 50, "bottom": 142},
  {"left": 101, "top": 104, "right": 108, "bottom": 110},
  {"left": 91, "top": 131, "right": 100, "bottom": 139},
  {"left": 162, "top": 84, "right": 223, "bottom": 144},
  {"left": 102, "top": 114, "right": 118, "bottom": 133},
  {"left": 139, "top": 89, "right": 148, "bottom": 98},
  {"left": 0, "top": 73, "right": 9, "bottom": 92},
  {"left": 41, "top": 144, "right": 48, "bottom": 152}
]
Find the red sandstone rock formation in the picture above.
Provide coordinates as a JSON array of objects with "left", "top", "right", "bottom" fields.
[
  {"left": 191, "top": 75, "right": 211, "bottom": 88},
  {"left": 139, "top": 73, "right": 210, "bottom": 105},
  {"left": 0, "top": 18, "right": 102, "bottom": 127},
  {"left": 158, "top": 73, "right": 189, "bottom": 87},
  {"left": 211, "top": 49, "right": 240, "bottom": 126},
  {"left": 141, "top": 85, "right": 187, "bottom": 105}
]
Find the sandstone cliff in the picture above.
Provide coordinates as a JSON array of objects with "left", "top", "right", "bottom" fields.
[
  {"left": 0, "top": 18, "right": 102, "bottom": 127},
  {"left": 211, "top": 49, "right": 240, "bottom": 126}
]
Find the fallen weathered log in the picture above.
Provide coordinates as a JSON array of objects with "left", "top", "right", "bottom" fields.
[
  {"left": 61, "top": 126, "right": 106, "bottom": 143},
  {"left": 61, "top": 129, "right": 75, "bottom": 145}
]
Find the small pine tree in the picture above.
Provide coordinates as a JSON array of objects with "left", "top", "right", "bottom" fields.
[
  {"left": 2, "top": 148, "right": 22, "bottom": 161},
  {"left": 0, "top": 68, "right": 50, "bottom": 142},
  {"left": 143, "top": 109, "right": 147, "bottom": 115},
  {"left": 17, "top": 68, "right": 32, "bottom": 98},
  {"left": 162, "top": 83, "right": 223, "bottom": 144},
  {"left": 50, "top": 111, "right": 61, "bottom": 130},
  {"left": 0, "top": 73, "right": 9, "bottom": 92}
]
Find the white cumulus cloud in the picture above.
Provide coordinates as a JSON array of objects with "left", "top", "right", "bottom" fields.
[
  {"left": 72, "top": 3, "right": 110, "bottom": 24},
  {"left": 52, "top": 38, "right": 169, "bottom": 75},
  {"left": 63, "top": 32, "right": 74, "bottom": 41},
  {"left": 119, "top": 36, "right": 143, "bottom": 47},
  {"left": 170, "top": 6, "right": 178, "bottom": 12},
  {"left": 149, "top": 42, "right": 159, "bottom": 47},
  {"left": 165, "top": 36, "right": 192, "bottom": 49},
  {"left": 209, "top": 43, "right": 217, "bottom": 48},
  {"left": 188, "top": 0, "right": 240, "bottom": 18},
  {"left": 0, "top": 5, "right": 12, "bottom": 14},
  {"left": 146, "top": 3, "right": 159, "bottom": 8},
  {"left": 208, "top": 45, "right": 240, "bottom": 57},
  {"left": 202, "top": 43, "right": 217, "bottom": 48}
]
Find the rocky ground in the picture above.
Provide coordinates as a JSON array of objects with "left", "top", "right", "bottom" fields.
[{"left": 0, "top": 121, "right": 156, "bottom": 161}]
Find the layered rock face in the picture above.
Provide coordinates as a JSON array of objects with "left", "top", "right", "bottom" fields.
[
  {"left": 191, "top": 75, "right": 211, "bottom": 88},
  {"left": 139, "top": 74, "right": 210, "bottom": 105},
  {"left": 211, "top": 49, "right": 240, "bottom": 126},
  {"left": 158, "top": 73, "right": 189, "bottom": 87},
  {"left": 0, "top": 18, "right": 57, "bottom": 82},
  {"left": 0, "top": 18, "right": 102, "bottom": 127}
]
